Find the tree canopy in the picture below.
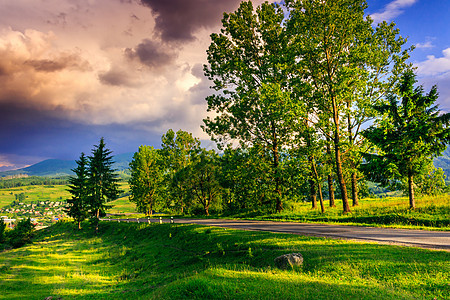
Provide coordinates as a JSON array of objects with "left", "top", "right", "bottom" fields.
[{"left": 362, "top": 71, "right": 450, "bottom": 208}]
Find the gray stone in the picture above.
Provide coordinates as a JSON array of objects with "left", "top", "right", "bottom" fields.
[{"left": 274, "top": 253, "right": 303, "bottom": 270}]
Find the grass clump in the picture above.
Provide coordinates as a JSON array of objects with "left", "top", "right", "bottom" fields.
[{"left": 0, "top": 221, "right": 448, "bottom": 299}]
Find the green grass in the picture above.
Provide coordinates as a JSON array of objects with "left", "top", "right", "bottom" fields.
[
  {"left": 107, "top": 197, "right": 137, "bottom": 214},
  {"left": 0, "top": 185, "right": 70, "bottom": 207},
  {"left": 226, "top": 195, "right": 450, "bottom": 231},
  {"left": 0, "top": 221, "right": 448, "bottom": 299},
  {"left": 2, "top": 183, "right": 449, "bottom": 231}
]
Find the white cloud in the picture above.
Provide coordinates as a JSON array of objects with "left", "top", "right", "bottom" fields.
[
  {"left": 370, "top": 0, "right": 418, "bottom": 24},
  {"left": 415, "top": 41, "right": 434, "bottom": 49},
  {"left": 416, "top": 48, "right": 450, "bottom": 76}
]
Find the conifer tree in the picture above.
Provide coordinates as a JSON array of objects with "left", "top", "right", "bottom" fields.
[
  {"left": 87, "top": 138, "right": 119, "bottom": 231},
  {"left": 65, "top": 152, "right": 89, "bottom": 229},
  {"left": 363, "top": 71, "right": 450, "bottom": 208}
]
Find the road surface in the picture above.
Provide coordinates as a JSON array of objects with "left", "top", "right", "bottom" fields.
[{"left": 102, "top": 217, "right": 450, "bottom": 251}]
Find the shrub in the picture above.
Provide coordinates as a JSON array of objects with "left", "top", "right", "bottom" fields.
[{"left": 6, "top": 218, "right": 36, "bottom": 248}]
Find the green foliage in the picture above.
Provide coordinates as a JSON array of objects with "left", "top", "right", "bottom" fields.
[
  {"left": 220, "top": 145, "right": 309, "bottom": 214},
  {"left": 3, "top": 217, "right": 35, "bottom": 249},
  {"left": 204, "top": 1, "right": 301, "bottom": 212},
  {"left": 87, "top": 138, "right": 120, "bottom": 223},
  {"left": 286, "top": 0, "right": 411, "bottom": 212},
  {"left": 0, "top": 218, "right": 5, "bottom": 243},
  {"left": 14, "top": 192, "right": 26, "bottom": 202},
  {"left": 362, "top": 71, "right": 450, "bottom": 208},
  {"left": 413, "top": 165, "right": 449, "bottom": 197},
  {"left": 219, "top": 145, "right": 273, "bottom": 212},
  {"left": 185, "top": 149, "right": 222, "bottom": 216},
  {"left": 160, "top": 129, "right": 201, "bottom": 213},
  {"left": 0, "top": 176, "right": 69, "bottom": 189},
  {"left": 65, "top": 153, "right": 90, "bottom": 229},
  {"left": 129, "top": 145, "right": 163, "bottom": 215}
]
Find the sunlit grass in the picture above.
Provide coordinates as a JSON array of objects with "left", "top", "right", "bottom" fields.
[
  {"left": 0, "top": 221, "right": 448, "bottom": 299},
  {"left": 107, "top": 196, "right": 137, "bottom": 214},
  {"left": 233, "top": 194, "right": 450, "bottom": 230},
  {"left": 0, "top": 185, "right": 70, "bottom": 207}
]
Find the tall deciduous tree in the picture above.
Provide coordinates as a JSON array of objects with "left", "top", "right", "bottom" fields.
[
  {"left": 362, "top": 71, "right": 450, "bottom": 208},
  {"left": 129, "top": 146, "right": 162, "bottom": 216},
  {"left": 219, "top": 145, "right": 273, "bottom": 212},
  {"left": 186, "top": 149, "right": 221, "bottom": 216},
  {"left": 87, "top": 138, "right": 119, "bottom": 230},
  {"left": 160, "top": 129, "right": 201, "bottom": 213},
  {"left": 203, "top": 1, "right": 302, "bottom": 212},
  {"left": 65, "top": 152, "right": 89, "bottom": 229},
  {"left": 287, "top": 0, "right": 411, "bottom": 212}
]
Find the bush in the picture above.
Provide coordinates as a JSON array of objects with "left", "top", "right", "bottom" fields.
[
  {"left": 5, "top": 218, "right": 36, "bottom": 248},
  {"left": 0, "top": 218, "right": 6, "bottom": 243}
]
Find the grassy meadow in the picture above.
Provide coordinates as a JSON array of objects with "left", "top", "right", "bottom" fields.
[
  {"left": 0, "top": 185, "right": 70, "bottom": 207},
  {"left": 1, "top": 182, "right": 449, "bottom": 231},
  {"left": 0, "top": 221, "right": 448, "bottom": 299},
  {"left": 234, "top": 195, "right": 450, "bottom": 231}
]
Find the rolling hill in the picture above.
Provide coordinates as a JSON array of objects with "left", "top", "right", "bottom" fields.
[
  {"left": 0, "top": 152, "right": 134, "bottom": 178},
  {"left": 2, "top": 146, "right": 450, "bottom": 179}
]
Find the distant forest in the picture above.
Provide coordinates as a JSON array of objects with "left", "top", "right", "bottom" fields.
[{"left": 0, "top": 176, "right": 69, "bottom": 189}]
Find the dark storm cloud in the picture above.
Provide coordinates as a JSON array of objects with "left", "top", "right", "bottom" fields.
[
  {"left": 125, "top": 39, "right": 176, "bottom": 68},
  {"left": 24, "top": 54, "right": 91, "bottom": 72},
  {"left": 0, "top": 101, "right": 162, "bottom": 167},
  {"left": 98, "top": 68, "right": 137, "bottom": 87},
  {"left": 140, "top": 0, "right": 242, "bottom": 42}
]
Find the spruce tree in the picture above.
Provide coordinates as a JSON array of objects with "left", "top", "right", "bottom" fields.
[
  {"left": 65, "top": 152, "right": 89, "bottom": 229},
  {"left": 87, "top": 138, "right": 119, "bottom": 231},
  {"left": 363, "top": 71, "right": 450, "bottom": 208}
]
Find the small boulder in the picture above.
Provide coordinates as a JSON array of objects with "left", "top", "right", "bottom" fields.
[{"left": 274, "top": 253, "right": 303, "bottom": 270}]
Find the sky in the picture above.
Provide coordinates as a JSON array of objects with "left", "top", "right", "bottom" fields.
[{"left": 0, "top": 0, "right": 449, "bottom": 171}]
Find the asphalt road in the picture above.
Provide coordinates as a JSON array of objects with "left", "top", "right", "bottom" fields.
[{"left": 102, "top": 217, "right": 450, "bottom": 251}]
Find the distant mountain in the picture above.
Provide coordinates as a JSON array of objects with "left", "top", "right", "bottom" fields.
[
  {"left": 2, "top": 148, "right": 450, "bottom": 179},
  {"left": 433, "top": 146, "right": 450, "bottom": 178},
  {"left": 0, "top": 152, "right": 134, "bottom": 178}
]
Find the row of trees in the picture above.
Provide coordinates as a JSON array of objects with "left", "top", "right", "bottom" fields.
[
  {"left": 0, "top": 176, "right": 69, "bottom": 189},
  {"left": 69, "top": 1, "right": 450, "bottom": 219},
  {"left": 200, "top": 0, "right": 450, "bottom": 212},
  {"left": 129, "top": 130, "right": 221, "bottom": 216},
  {"left": 65, "top": 138, "right": 119, "bottom": 230}
]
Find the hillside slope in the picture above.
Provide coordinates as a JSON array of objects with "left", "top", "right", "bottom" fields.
[
  {"left": 0, "top": 222, "right": 448, "bottom": 299},
  {"left": 0, "top": 152, "right": 133, "bottom": 178}
]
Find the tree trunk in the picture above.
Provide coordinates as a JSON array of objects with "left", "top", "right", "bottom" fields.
[
  {"left": 327, "top": 174, "right": 336, "bottom": 207},
  {"left": 326, "top": 139, "right": 336, "bottom": 207},
  {"left": 351, "top": 172, "right": 359, "bottom": 206},
  {"left": 95, "top": 209, "right": 99, "bottom": 233},
  {"left": 347, "top": 101, "right": 358, "bottom": 207},
  {"left": 311, "top": 158, "right": 324, "bottom": 213},
  {"left": 318, "top": 183, "right": 325, "bottom": 213},
  {"left": 331, "top": 96, "right": 350, "bottom": 213},
  {"left": 308, "top": 155, "right": 317, "bottom": 209},
  {"left": 78, "top": 221, "right": 81, "bottom": 230},
  {"left": 272, "top": 122, "right": 282, "bottom": 213},
  {"left": 408, "top": 173, "right": 415, "bottom": 209},
  {"left": 309, "top": 178, "right": 317, "bottom": 209}
]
